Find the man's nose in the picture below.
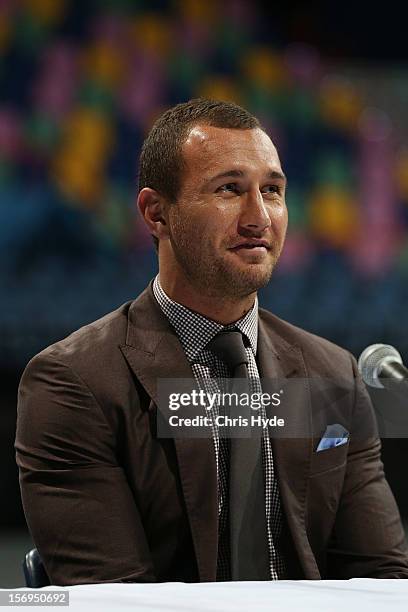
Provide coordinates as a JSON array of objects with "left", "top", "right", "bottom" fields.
[{"left": 238, "top": 189, "right": 271, "bottom": 232}]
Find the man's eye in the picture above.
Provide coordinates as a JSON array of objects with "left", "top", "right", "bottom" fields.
[
  {"left": 262, "top": 185, "right": 280, "bottom": 194},
  {"left": 217, "top": 183, "right": 238, "bottom": 193}
]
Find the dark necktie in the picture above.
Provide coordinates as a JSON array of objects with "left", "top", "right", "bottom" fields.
[{"left": 206, "top": 330, "right": 270, "bottom": 580}]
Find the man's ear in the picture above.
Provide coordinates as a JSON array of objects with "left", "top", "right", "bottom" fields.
[{"left": 137, "top": 188, "right": 169, "bottom": 242}]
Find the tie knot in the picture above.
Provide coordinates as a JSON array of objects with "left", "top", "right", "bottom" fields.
[{"left": 205, "top": 330, "right": 249, "bottom": 373}]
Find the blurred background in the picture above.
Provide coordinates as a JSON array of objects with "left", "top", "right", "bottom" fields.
[{"left": 1, "top": 0, "right": 408, "bottom": 586}]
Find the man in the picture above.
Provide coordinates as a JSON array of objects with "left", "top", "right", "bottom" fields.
[{"left": 16, "top": 98, "right": 408, "bottom": 585}]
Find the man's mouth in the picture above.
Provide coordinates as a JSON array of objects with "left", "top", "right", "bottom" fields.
[
  {"left": 228, "top": 242, "right": 271, "bottom": 260},
  {"left": 234, "top": 244, "right": 267, "bottom": 249},
  {"left": 229, "top": 241, "right": 271, "bottom": 251}
]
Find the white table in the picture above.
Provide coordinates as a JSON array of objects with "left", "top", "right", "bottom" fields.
[{"left": 2, "top": 579, "right": 408, "bottom": 611}]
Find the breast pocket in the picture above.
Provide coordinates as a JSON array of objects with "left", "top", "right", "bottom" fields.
[{"left": 309, "top": 439, "right": 349, "bottom": 477}]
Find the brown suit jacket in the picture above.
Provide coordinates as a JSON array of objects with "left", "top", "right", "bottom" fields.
[{"left": 15, "top": 282, "right": 408, "bottom": 585}]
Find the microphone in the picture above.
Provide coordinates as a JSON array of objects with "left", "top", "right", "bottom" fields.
[{"left": 358, "top": 344, "right": 408, "bottom": 400}]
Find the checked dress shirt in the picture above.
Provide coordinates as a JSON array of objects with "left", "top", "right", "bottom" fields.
[{"left": 153, "top": 275, "right": 285, "bottom": 580}]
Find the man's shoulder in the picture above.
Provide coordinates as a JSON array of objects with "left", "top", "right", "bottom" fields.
[
  {"left": 258, "top": 307, "right": 354, "bottom": 372},
  {"left": 32, "top": 300, "right": 134, "bottom": 370}
]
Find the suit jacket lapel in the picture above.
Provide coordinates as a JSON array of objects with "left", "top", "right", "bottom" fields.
[
  {"left": 119, "top": 284, "right": 218, "bottom": 582},
  {"left": 257, "top": 311, "right": 320, "bottom": 579}
]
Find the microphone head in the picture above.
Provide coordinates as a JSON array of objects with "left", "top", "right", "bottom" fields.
[{"left": 358, "top": 343, "right": 403, "bottom": 389}]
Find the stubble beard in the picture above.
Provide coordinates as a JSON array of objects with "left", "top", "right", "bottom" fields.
[{"left": 170, "top": 226, "right": 282, "bottom": 299}]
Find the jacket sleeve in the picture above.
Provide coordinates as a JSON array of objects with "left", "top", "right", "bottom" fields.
[
  {"left": 326, "top": 354, "right": 408, "bottom": 578},
  {"left": 15, "top": 351, "right": 157, "bottom": 586}
]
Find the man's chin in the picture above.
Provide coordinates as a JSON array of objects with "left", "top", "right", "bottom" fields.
[{"left": 222, "top": 266, "right": 274, "bottom": 297}]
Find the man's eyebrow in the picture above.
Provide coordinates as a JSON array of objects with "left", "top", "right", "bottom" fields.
[{"left": 208, "top": 169, "right": 287, "bottom": 183}]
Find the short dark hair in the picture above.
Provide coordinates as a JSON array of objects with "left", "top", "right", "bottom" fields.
[{"left": 138, "top": 98, "right": 262, "bottom": 250}]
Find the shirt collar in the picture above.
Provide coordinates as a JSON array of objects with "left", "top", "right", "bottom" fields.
[{"left": 152, "top": 274, "right": 258, "bottom": 362}]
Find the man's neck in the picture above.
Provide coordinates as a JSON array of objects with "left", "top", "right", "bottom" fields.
[{"left": 158, "top": 275, "right": 256, "bottom": 325}]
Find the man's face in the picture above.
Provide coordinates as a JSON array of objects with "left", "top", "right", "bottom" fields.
[{"left": 165, "top": 124, "right": 288, "bottom": 299}]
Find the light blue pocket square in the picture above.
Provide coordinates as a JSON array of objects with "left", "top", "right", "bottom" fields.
[{"left": 316, "top": 424, "right": 349, "bottom": 452}]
